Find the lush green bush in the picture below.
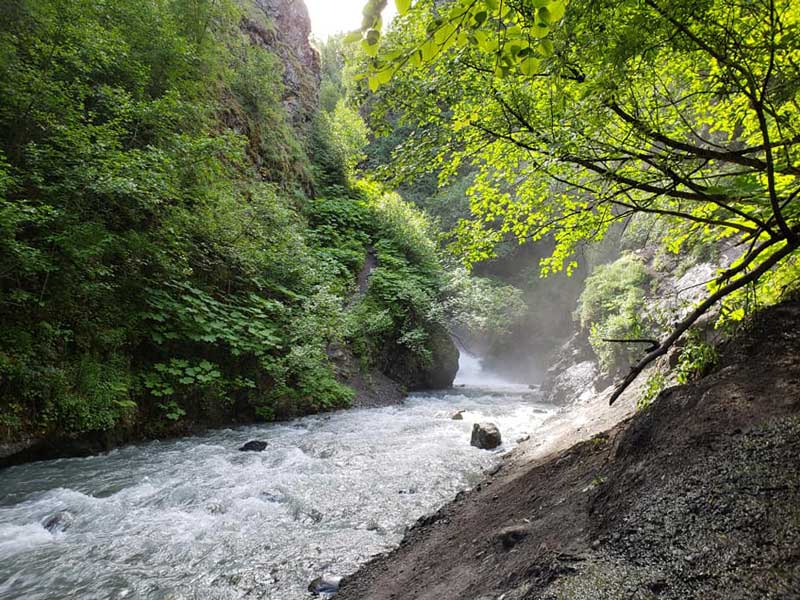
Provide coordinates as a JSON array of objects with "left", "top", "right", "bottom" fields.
[
  {"left": 344, "top": 186, "right": 448, "bottom": 377},
  {"left": 675, "top": 332, "right": 718, "bottom": 384},
  {"left": 442, "top": 267, "right": 527, "bottom": 352},
  {"left": 578, "top": 254, "right": 654, "bottom": 374}
]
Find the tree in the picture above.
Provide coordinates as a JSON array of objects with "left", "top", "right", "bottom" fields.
[
  {"left": 354, "top": 0, "right": 568, "bottom": 90},
  {"left": 357, "top": 0, "right": 800, "bottom": 402}
]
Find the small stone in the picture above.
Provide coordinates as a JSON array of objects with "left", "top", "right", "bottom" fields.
[
  {"left": 308, "top": 574, "right": 342, "bottom": 596},
  {"left": 451, "top": 410, "right": 465, "bottom": 420},
  {"left": 239, "top": 440, "right": 268, "bottom": 452},
  {"left": 42, "top": 511, "right": 74, "bottom": 533}
]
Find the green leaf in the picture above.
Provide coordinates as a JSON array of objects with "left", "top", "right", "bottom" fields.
[
  {"left": 362, "top": 38, "right": 379, "bottom": 58},
  {"left": 395, "top": 0, "right": 412, "bottom": 15},
  {"left": 520, "top": 56, "right": 541, "bottom": 76}
]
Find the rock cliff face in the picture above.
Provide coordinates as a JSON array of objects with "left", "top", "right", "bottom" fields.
[
  {"left": 542, "top": 242, "right": 742, "bottom": 406},
  {"left": 245, "top": 0, "right": 320, "bottom": 128}
]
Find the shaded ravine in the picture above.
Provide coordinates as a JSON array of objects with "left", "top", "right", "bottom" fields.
[{"left": 0, "top": 370, "right": 553, "bottom": 599}]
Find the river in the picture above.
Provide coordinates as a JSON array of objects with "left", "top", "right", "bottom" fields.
[{"left": 0, "top": 355, "right": 553, "bottom": 599}]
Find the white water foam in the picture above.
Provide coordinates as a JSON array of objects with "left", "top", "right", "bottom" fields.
[{"left": 0, "top": 386, "right": 553, "bottom": 599}]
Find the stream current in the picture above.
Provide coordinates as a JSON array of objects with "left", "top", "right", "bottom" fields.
[{"left": 0, "top": 357, "right": 553, "bottom": 599}]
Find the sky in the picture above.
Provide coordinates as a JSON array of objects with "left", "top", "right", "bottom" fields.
[{"left": 305, "top": 0, "right": 397, "bottom": 42}]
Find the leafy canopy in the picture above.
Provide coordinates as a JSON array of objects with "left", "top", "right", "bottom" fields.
[
  {"left": 354, "top": 0, "right": 567, "bottom": 91},
  {"left": 357, "top": 0, "right": 800, "bottom": 400}
]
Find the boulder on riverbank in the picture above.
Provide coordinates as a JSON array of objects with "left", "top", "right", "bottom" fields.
[
  {"left": 382, "top": 323, "right": 460, "bottom": 391},
  {"left": 470, "top": 423, "right": 502, "bottom": 450}
]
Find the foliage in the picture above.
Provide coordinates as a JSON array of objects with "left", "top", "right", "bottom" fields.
[
  {"left": 356, "top": 0, "right": 800, "bottom": 396},
  {"left": 318, "top": 35, "right": 348, "bottom": 112},
  {"left": 578, "top": 254, "right": 654, "bottom": 373},
  {"left": 638, "top": 371, "right": 666, "bottom": 412},
  {"left": 442, "top": 267, "right": 527, "bottom": 351},
  {"left": 44, "top": 355, "right": 136, "bottom": 434},
  {"left": 354, "top": 0, "right": 566, "bottom": 91},
  {"left": 345, "top": 186, "right": 447, "bottom": 375},
  {"left": 330, "top": 101, "right": 370, "bottom": 174},
  {"left": 675, "top": 333, "right": 718, "bottom": 384},
  {"left": 0, "top": 0, "right": 452, "bottom": 443}
]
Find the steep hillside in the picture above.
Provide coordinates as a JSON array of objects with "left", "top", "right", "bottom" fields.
[
  {"left": 0, "top": 0, "right": 457, "bottom": 466},
  {"left": 338, "top": 300, "right": 800, "bottom": 599}
]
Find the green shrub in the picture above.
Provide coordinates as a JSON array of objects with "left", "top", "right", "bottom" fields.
[
  {"left": 43, "top": 355, "right": 136, "bottom": 434},
  {"left": 676, "top": 333, "right": 718, "bottom": 384},
  {"left": 578, "top": 254, "right": 654, "bottom": 374},
  {"left": 638, "top": 371, "right": 666, "bottom": 411},
  {"left": 442, "top": 267, "right": 527, "bottom": 350}
]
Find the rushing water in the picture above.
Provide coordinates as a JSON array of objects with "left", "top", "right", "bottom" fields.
[{"left": 0, "top": 358, "right": 551, "bottom": 600}]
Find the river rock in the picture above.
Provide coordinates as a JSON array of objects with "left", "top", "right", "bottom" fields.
[
  {"left": 43, "top": 510, "right": 75, "bottom": 533},
  {"left": 308, "top": 574, "right": 342, "bottom": 597},
  {"left": 239, "top": 440, "right": 268, "bottom": 452},
  {"left": 471, "top": 423, "right": 502, "bottom": 450},
  {"left": 451, "top": 410, "right": 465, "bottom": 420}
]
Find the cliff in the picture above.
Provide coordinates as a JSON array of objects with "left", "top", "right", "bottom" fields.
[{"left": 245, "top": 0, "right": 320, "bottom": 128}]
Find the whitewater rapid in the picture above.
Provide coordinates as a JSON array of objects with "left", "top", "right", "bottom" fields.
[{"left": 0, "top": 359, "right": 550, "bottom": 599}]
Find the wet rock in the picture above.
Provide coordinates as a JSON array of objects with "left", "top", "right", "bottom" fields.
[
  {"left": 308, "top": 574, "right": 342, "bottom": 597},
  {"left": 471, "top": 423, "right": 502, "bottom": 450},
  {"left": 239, "top": 440, "right": 268, "bottom": 452},
  {"left": 42, "top": 511, "right": 75, "bottom": 533},
  {"left": 542, "top": 359, "right": 600, "bottom": 405},
  {"left": 385, "top": 323, "right": 459, "bottom": 390},
  {"left": 451, "top": 410, "right": 465, "bottom": 420},
  {"left": 486, "top": 463, "right": 503, "bottom": 476}
]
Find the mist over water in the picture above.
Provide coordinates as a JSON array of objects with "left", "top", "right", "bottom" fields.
[
  {"left": 454, "top": 349, "right": 523, "bottom": 388},
  {"left": 0, "top": 371, "right": 553, "bottom": 600}
]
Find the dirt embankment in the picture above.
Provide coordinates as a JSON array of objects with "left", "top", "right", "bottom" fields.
[{"left": 337, "top": 301, "right": 800, "bottom": 599}]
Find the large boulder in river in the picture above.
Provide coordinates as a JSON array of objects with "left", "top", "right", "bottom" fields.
[{"left": 471, "top": 423, "right": 502, "bottom": 450}]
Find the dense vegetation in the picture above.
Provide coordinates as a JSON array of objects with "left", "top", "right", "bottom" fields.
[{"left": 0, "top": 0, "right": 456, "bottom": 445}]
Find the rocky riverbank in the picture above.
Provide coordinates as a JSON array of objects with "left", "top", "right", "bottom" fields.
[{"left": 336, "top": 300, "right": 800, "bottom": 599}]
